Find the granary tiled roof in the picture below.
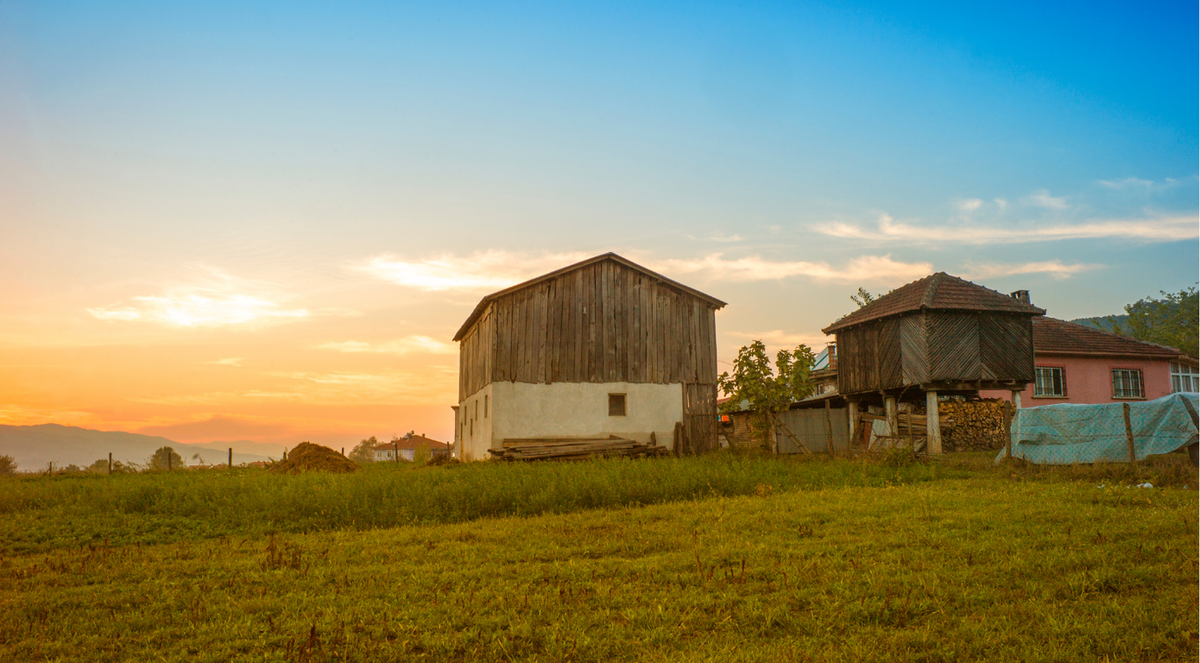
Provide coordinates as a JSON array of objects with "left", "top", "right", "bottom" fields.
[
  {"left": 822, "top": 272, "right": 1046, "bottom": 334},
  {"left": 374, "top": 434, "right": 450, "bottom": 451},
  {"left": 454, "top": 252, "right": 726, "bottom": 341},
  {"left": 1032, "top": 316, "right": 1186, "bottom": 358}
]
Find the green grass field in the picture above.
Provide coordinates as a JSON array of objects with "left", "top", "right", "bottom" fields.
[{"left": 1, "top": 452, "right": 1196, "bottom": 662}]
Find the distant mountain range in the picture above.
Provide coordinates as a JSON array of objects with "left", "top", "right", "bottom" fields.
[
  {"left": 0, "top": 424, "right": 273, "bottom": 472},
  {"left": 1069, "top": 314, "right": 1130, "bottom": 334}
]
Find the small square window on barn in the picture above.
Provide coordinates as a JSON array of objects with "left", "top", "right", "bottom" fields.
[{"left": 608, "top": 393, "right": 626, "bottom": 417}]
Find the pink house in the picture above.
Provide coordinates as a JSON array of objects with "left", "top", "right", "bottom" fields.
[{"left": 981, "top": 317, "right": 1198, "bottom": 406}]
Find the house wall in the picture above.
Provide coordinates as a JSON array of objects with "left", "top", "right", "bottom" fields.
[
  {"left": 458, "top": 382, "right": 683, "bottom": 461},
  {"left": 980, "top": 354, "right": 1175, "bottom": 405}
]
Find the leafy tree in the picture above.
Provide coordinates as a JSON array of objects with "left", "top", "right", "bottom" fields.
[
  {"left": 349, "top": 437, "right": 378, "bottom": 464},
  {"left": 148, "top": 446, "right": 185, "bottom": 471},
  {"left": 0, "top": 454, "right": 16, "bottom": 475},
  {"left": 718, "top": 340, "right": 816, "bottom": 448},
  {"left": 851, "top": 287, "right": 879, "bottom": 308},
  {"left": 1118, "top": 285, "right": 1198, "bottom": 358}
]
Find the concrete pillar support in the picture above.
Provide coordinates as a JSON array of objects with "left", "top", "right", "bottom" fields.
[
  {"left": 1011, "top": 390, "right": 1022, "bottom": 410},
  {"left": 926, "top": 391, "right": 943, "bottom": 454}
]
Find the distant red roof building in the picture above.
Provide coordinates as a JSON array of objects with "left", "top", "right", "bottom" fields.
[{"left": 374, "top": 433, "right": 451, "bottom": 461}]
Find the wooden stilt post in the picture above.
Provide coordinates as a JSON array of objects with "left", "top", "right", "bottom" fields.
[
  {"left": 1123, "top": 402, "right": 1136, "bottom": 463},
  {"left": 824, "top": 399, "right": 834, "bottom": 454},
  {"left": 847, "top": 401, "right": 859, "bottom": 447},
  {"left": 925, "top": 391, "right": 943, "bottom": 454},
  {"left": 228, "top": 448, "right": 233, "bottom": 468},
  {"left": 1003, "top": 401, "right": 1013, "bottom": 461},
  {"left": 906, "top": 410, "right": 914, "bottom": 450},
  {"left": 108, "top": 452, "right": 112, "bottom": 475},
  {"left": 885, "top": 396, "right": 898, "bottom": 437}
]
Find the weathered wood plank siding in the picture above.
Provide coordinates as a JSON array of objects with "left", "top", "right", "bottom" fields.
[
  {"left": 458, "top": 260, "right": 719, "bottom": 394},
  {"left": 836, "top": 310, "right": 1036, "bottom": 396}
]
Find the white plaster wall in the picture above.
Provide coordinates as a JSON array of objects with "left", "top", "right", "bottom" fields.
[
  {"left": 458, "top": 384, "right": 495, "bottom": 462},
  {"left": 458, "top": 381, "right": 683, "bottom": 461}
]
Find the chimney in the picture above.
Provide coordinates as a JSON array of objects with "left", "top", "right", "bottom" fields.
[{"left": 1010, "top": 290, "right": 1031, "bottom": 305}]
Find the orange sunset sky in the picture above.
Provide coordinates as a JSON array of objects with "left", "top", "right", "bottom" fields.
[{"left": 2, "top": 3, "right": 1196, "bottom": 456}]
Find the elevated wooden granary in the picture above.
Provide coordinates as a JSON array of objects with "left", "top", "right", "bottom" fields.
[
  {"left": 453, "top": 253, "right": 726, "bottom": 461},
  {"left": 821, "top": 272, "right": 1045, "bottom": 452}
]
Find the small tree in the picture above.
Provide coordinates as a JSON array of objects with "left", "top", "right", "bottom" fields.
[
  {"left": 349, "top": 437, "right": 378, "bottom": 464},
  {"left": 0, "top": 454, "right": 16, "bottom": 475},
  {"left": 148, "top": 446, "right": 185, "bottom": 471},
  {"left": 1118, "top": 284, "right": 1198, "bottom": 358},
  {"left": 851, "top": 287, "right": 879, "bottom": 308},
  {"left": 718, "top": 340, "right": 816, "bottom": 449}
]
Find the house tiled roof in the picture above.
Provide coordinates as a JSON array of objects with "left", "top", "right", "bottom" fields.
[
  {"left": 374, "top": 434, "right": 450, "bottom": 451},
  {"left": 1032, "top": 316, "right": 1185, "bottom": 358},
  {"left": 453, "top": 253, "right": 727, "bottom": 341},
  {"left": 822, "top": 272, "right": 1046, "bottom": 334}
]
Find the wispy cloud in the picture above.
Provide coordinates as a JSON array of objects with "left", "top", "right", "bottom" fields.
[
  {"left": 650, "top": 254, "right": 931, "bottom": 283},
  {"left": 211, "top": 357, "right": 244, "bottom": 366},
  {"left": 819, "top": 213, "right": 1197, "bottom": 244},
  {"left": 354, "top": 251, "right": 591, "bottom": 292},
  {"left": 962, "top": 260, "right": 1102, "bottom": 281},
  {"left": 728, "top": 329, "right": 831, "bottom": 349},
  {"left": 88, "top": 268, "right": 310, "bottom": 328},
  {"left": 954, "top": 198, "right": 984, "bottom": 212},
  {"left": 1027, "top": 190, "right": 1070, "bottom": 210},
  {"left": 316, "top": 336, "right": 456, "bottom": 355},
  {"left": 1098, "top": 177, "right": 1155, "bottom": 190},
  {"left": 1096, "top": 176, "right": 1186, "bottom": 191},
  {"left": 132, "top": 370, "right": 456, "bottom": 407}
]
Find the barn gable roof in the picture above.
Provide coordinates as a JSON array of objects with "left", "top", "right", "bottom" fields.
[
  {"left": 822, "top": 272, "right": 1046, "bottom": 334},
  {"left": 453, "top": 252, "right": 727, "bottom": 341},
  {"left": 1032, "top": 316, "right": 1188, "bottom": 359}
]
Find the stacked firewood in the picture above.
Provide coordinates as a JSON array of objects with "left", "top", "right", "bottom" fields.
[
  {"left": 488, "top": 437, "right": 669, "bottom": 461},
  {"left": 938, "top": 399, "right": 1007, "bottom": 451}
]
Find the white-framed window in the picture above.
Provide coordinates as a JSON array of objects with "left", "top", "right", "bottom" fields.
[
  {"left": 1111, "top": 368, "right": 1144, "bottom": 399},
  {"left": 1171, "top": 362, "right": 1199, "bottom": 393},
  {"left": 1034, "top": 366, "right": 1066, "bottom": 397}
]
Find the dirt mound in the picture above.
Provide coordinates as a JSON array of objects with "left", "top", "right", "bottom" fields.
[{"left": 269, "top": 442, "right": 358, "bottom": 475}]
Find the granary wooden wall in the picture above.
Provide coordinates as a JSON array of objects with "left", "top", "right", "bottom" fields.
[
  {"left": 836, "top": 311, "right": 1035, "bottom": 396},
  {"left": 457, "top": 259, "right": 720, "bottom": 402}
]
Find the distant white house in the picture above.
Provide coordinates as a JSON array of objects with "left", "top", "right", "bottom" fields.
[{"left": 373, "top": 432, "right": 451, "bottom": 462}]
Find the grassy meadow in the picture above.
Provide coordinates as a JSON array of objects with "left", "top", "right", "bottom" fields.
[{"left": 1, "top": 452, "right": 1196, "bottom": 662}]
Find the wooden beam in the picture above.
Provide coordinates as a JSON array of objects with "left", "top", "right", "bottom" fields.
[{"left": 925, "top": 390, "right": 943, "bottom": 454}]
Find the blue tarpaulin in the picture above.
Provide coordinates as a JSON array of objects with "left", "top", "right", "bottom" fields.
[{"left": 997, "top": 393, "right": 1199, "bottom": 464}]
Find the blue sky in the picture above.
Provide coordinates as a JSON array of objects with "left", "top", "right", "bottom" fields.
[{"left": 0, "top": 1, "right": 1195, "bottom": 445}]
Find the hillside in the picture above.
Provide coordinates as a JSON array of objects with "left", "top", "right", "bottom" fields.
[
  {"left": 1070, "top": 314, "right": 1130, "bottom": 334},
  {"left": 0, "top": 424, "right": 271, "bottom": 471}
]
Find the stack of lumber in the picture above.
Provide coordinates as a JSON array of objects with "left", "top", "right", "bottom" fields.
[
  {"left": 488, "top": 437, "right": 669, "bottom": 461},
  {"left": 938, "top": 399, "right": 1007, "bottom": 451}
]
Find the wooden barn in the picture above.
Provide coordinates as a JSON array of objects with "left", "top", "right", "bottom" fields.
[
  {"left": 821, "top": 272, "right": 1045, "bottom": 452},
  {"left": 453, "top": 253, "right": 726, "bottom": 461}
]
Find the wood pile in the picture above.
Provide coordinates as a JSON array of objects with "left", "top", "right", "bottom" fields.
[
  {"left": 488, "top": 437, "right": 669, "bottom": 461},
  {"left": 938, "top": 399, "right": 1007, "bottom": 451}
]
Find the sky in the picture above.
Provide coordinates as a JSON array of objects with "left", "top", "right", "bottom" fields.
[{"left": 1, "top": 1, "right": 1196, "bottom": 455}]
